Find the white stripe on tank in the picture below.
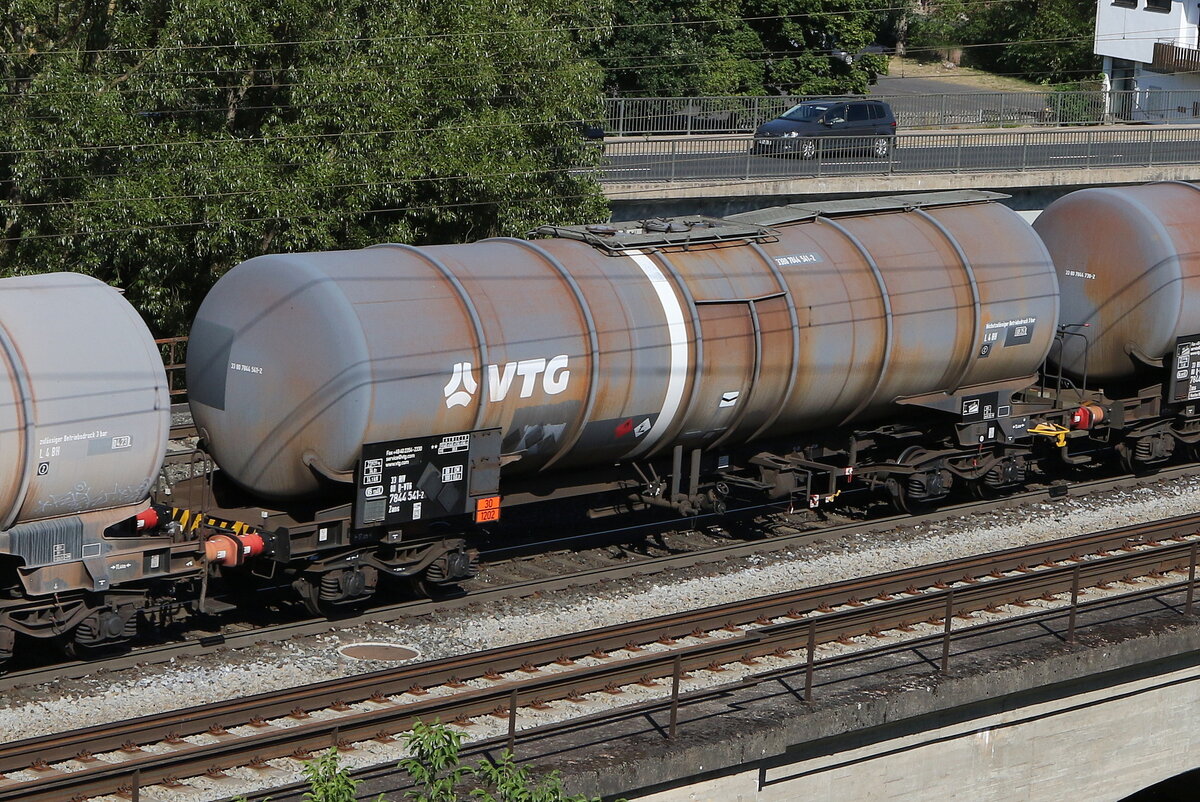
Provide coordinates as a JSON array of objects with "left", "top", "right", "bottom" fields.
[{"left": 625, "top": 250, "right": 689, "bottom": 458}]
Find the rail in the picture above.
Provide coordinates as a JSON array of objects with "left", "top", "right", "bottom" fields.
[
  {"left": 603, "top": 90, "right": 1200, "bottom": 136},
  {"left": 597, "top": 126, "right": 1200, "bottom": 184},
  {"left": 3, "top": 512, "right": 1198, "bottom": 801},
  {"left": 7, "top": 464, "right": 1194, "bottom": 697}
]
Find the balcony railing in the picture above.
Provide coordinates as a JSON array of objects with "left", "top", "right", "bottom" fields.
[{"left": 1150, "top": 41, "right": 1200, "bottom": 74}]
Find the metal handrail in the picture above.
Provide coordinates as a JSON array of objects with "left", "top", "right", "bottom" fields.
[
  {"left": 595, "top": 126, "right": 1200, "bottom": 184},
  {"left": 603, "top": 89, "right": 1200, "bottom": 136}
]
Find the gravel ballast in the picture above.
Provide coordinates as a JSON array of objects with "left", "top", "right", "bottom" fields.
[{"left": 4, "top": 476, "right": 1200, "bottom": 757}]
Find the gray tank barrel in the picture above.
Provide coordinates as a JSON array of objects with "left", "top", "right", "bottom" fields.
[{"left": 188, "top": 192, "right": 1059, "bottom": 499}]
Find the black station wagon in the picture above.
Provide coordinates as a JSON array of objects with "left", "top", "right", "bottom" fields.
[{"left": 751, "top": 99, "right": 897, "bottom": 159}]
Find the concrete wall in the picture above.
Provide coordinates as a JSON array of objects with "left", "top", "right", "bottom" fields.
[
  {"left": 1131, "top": 66, "right": 1200, "bottom": 93},
  {"left": 541, "top": 606, "right": 1200, "bottom": 802},
  {"left": 605, "top": 171, "right": 1189, "bottom": 221},
  {"left": 630, "top": 661, "right": 1200, "bottom": 802}
]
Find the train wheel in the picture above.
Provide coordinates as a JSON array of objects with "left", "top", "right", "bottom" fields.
[
  {"left": 887, "top": 478, "right": 932, "bottom": 515},
  {"left": 408, "top": 547, "right": 477, "bottom": 598},
  {"left": 1117, "top": 434, "right": 1173, "bottom": 475},
  {"left": 966, "top": 479, "right": 994, "bottom": 500},
  {"left": 294, "top": 566, "right": 378, "bottom": 618},
  {"left": 408, "top": 575, "right": 465, "bottom": 600},
  {"left": 0, "top": 626, "right": 12, "bottom": 670},
  {"left": 61, "top": 606, "right": 137, "bottom": 659},
  {"left": 1116, "top": 442, "right": 1136, "bottom": 475},
  {"left": 887, "top": 448, "right": 951, "bottom": 514}
]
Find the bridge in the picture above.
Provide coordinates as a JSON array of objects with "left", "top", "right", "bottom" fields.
[{"left": 600, "top": 124, "right": 1200, "bottom": 219}]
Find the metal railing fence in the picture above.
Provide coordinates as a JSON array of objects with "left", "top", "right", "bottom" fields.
[
  {"left": 603, "top": 90, "right": 1200, "bottom": 136},
  {"left": 156, "top": 336, "right": 187, "bottom": 397},
  {"left": 595, "top": 126, "right": 1200, "bottom": 184}
]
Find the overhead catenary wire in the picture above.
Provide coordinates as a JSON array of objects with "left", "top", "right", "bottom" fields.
[
  {"left": 0, "top": 44, "right": 1144, "bottom": 161},
  {"left": 0, "top": 1, "right": 1017, "bottom": 62},
  {"left": 0, "top": 2, "right": 1123, "bottom": 233},
  {"left": 0, "top": 0, "right": 1117, "bottom": 95}
]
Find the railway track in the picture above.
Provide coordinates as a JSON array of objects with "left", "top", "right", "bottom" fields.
[
  {"left": 1, "top": 464, "right": 1195, "bottom": 693},
  {"left": 2, "top": 511, "right": 1198, "bottom": 801}
]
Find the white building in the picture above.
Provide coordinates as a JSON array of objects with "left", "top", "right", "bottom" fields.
[{"left": 1095, "top": 0, "right": 1200, "bottom": 119}]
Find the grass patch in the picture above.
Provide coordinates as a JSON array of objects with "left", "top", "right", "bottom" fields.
[{"left": 883, "top": 57, "right": 1046, "bottom": 93}]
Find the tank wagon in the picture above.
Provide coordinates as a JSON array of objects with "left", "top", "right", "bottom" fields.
[
  {"left": 187, "top": 190, "right": 1066, "bottom": 608},
  {"left": 1033, "top": 181, "right": 1200, "bottom": 468},
  {"left": 0, "top": 273, "right": 173, "bottom": 663}
]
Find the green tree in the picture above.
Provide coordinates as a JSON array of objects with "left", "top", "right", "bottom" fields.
[
  {"left": 1, "top": 0, "right": 611, "bottom": 334},
  {"left": 991, "top": 0, "right": 1100, "bottom": 84},
  {"left": 900, "top": 0, "right": 1099, "bottom": 85},
  {"left": 598, "top": 0, "right": 889, "bottom": 97}
]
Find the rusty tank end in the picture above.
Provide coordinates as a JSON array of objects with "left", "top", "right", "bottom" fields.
[
  {"left": 1034, "top": 181, "right": 1200, "bottom": 384},
  {"left": 188, "top": 191, "right": 1059, "bottom": 500}
]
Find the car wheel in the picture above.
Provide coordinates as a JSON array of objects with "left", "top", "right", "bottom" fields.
[
  {"left": 872, "top": 137, "right": 891, "bottom": 158},
  {"left": 800, "top": 139, "right": 817, "bottom": 159}
]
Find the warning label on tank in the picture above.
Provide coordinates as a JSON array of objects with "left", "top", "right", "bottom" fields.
[
  {"left": 961, "top": 391, "right": 1001, "bottom": 423},
  {"left": 979, "top": 317, "right": 1036, "bottom": 357},
  {"left": 1170, "top": 335, "right": 1200, "bottom": 402},
  {"left": 353, "top": 429, "right": 502, "bottom": 529},
  {"left": 39, "top": 429, "right": 109, "bottom": 446}
]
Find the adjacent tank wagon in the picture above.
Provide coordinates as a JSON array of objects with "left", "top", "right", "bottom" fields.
[
  {"left": 1035, "top": 182, "right": 1200, "bottom": 383},
  {"left": 0, "top": 273, "right": 173, "bottom": 662},
  {"left": 1033, "top": 181, "right": 1200, "bottom": 468}
]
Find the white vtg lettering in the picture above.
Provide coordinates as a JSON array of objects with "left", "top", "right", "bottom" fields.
[{"left": 444, "top": 355, "right": 570, "bottom": 408}]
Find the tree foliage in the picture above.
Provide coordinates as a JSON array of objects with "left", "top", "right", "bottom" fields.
[
  {"left": 895, "top": 0, "right": 1100, "bottom": 84},
  {"left": 598, "top": 0, "right": 890, "bottom": 96},
  {"left": 233, "top": 722, "right": 601, "bottom": 801},
  {"left": 302, "top": 748, "right": 379, "bottom": 802},
  {"left": 399, "top": 719, "right": 601, "bottom": 802},
  {"left": 1, "top": 0, "right": 611, "bottom": 333}
]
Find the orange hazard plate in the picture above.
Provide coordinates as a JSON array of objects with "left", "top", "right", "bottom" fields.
[{"left": 475, "top": 496, "right": 501, "bottom": 523}]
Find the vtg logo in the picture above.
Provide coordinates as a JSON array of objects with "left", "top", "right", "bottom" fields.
[{"left": 443, "top": 356, "right": 571, "bottom": 409}]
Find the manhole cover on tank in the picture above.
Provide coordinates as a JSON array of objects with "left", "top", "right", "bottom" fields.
[{"left": 338, "top": 643, "right": 420, "bottom": 661}]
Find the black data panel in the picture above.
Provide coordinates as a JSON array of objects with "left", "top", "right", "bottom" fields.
[
  {"left": 353, "top": 429, "right": 501, "bottom": 529},
  {"left": 1170, "top": 335, "right": 1200, "bottom": 403},
  {"left": 960, "top": 391, "right": 1001, "bottom": 423}
]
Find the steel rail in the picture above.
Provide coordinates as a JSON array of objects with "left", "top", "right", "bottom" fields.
[
  {"left": 2, "top": 464, "right": 1195, "bottom": 695},
  {"left": 1, "top": 516, "right": 1197, "bottom": 799},
  {"left": 228, "top": 578, "right": 1200, "bottom": 802}
]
